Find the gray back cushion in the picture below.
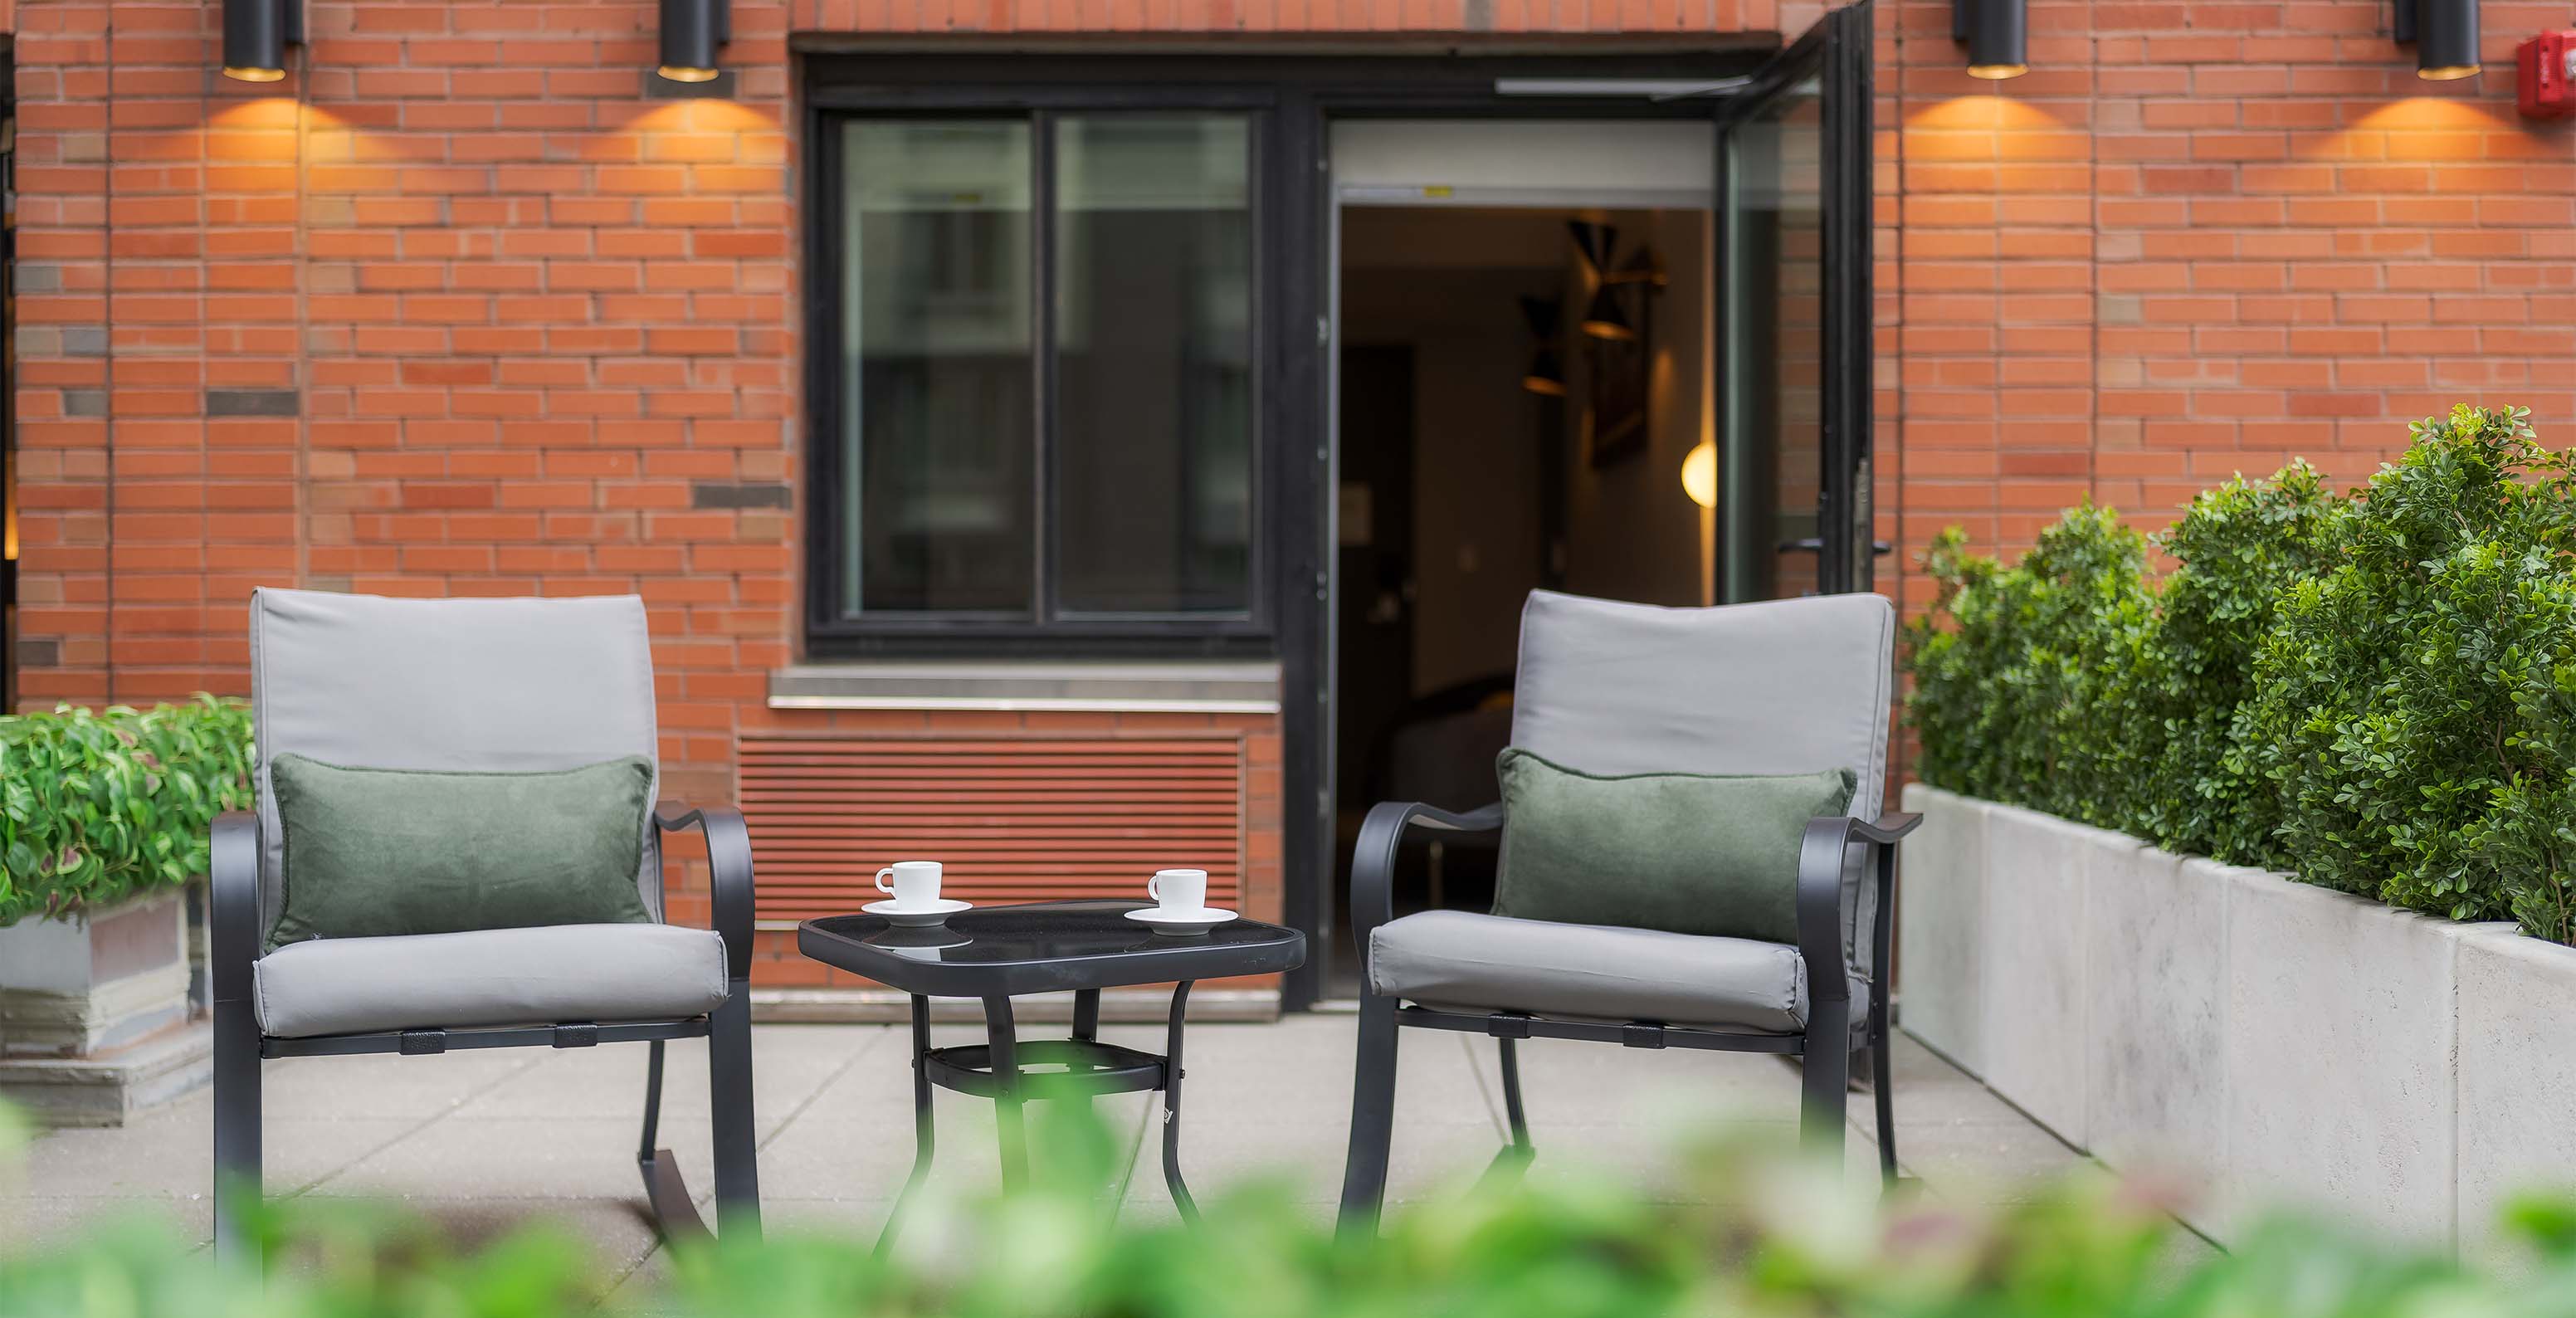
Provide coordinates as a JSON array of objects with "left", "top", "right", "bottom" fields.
[
  {"left": 249, "top": 588, "right": 663, "bottom": 930},
  {"left": 1510, "top": 589, "right": 1894, "bottom": 811},
  {"left": 1508, "top": 589, "right": 1895, "bottom": 987}
]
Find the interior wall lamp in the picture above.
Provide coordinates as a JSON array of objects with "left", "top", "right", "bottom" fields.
[
  {"left": 222, "top": 0, "right": 300, "bottom": 83},
  {"left": 1953, "top": 0, "right": 2028, "bottom": 81},
  {"left": 1520, "top": 297, "right": 1568, "bottom": 398},
  {"left": 2396, "top": 0, "right": 2482, "bottom": 81},
  {"left": 659, "top": 0, "right": 731, "bottom": 84}
]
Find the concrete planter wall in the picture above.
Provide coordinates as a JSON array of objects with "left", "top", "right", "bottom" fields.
[
  {"left": 1897, "top": 783, "right": 2569, "bottom": 1253},
  {"left": 0, "top": 891, "right": 212, "bottom": 1126}
]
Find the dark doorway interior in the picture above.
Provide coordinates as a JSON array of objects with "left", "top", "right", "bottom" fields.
[{"left": 1325, "top": 204, "right": 1710, "bottom": 996}]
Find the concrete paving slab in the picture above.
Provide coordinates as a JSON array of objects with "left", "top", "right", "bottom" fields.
[{"left": 6, "top": 1013, "right": 2098, "bottom": 1267}]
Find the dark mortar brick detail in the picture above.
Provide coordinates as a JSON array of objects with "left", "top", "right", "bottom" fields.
[
  {"left": 692, "top": 481, "right": 795, "bottom": 510},
  {"left": 205, "top": 388, "right": 300, "bottom": 417},
  {"left": 61, "top": 389, "right": 107, "bottom": 417},
  {"left": 16, "top": 639, "right": 61, "bottom": 670}
]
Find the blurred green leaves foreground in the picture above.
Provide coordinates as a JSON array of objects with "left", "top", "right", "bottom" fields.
[{"left": 9, "top": 1096, "right": 2576, "bottom": 1318}]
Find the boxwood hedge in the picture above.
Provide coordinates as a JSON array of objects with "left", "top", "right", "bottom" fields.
[{"left": 1907, "top": 404, "right": 2576, "bottom": 942}]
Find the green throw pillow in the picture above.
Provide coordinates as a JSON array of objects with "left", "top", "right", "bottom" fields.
[
  {"left": 266, "top": 754, "right": 656, "bottom": 951},
  {"left": 1490, "top": 749, "right": 1856, "bottom": 945}
]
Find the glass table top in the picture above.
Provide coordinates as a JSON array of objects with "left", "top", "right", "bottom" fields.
[{"left": 798, "top": 900, "right": 1305, "bottom": 993}]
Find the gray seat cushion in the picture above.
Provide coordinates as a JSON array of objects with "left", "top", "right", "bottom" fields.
[
  {"left": 253, "top": 924, "right": 729, "bottom": 1038},
  {"left": 1368, "top": 909, "right": 1810, "bottom": 1033}
]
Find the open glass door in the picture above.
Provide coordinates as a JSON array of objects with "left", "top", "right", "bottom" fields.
[{"left": 1717, "top": 0, "right": 1874, "bottom": 600}]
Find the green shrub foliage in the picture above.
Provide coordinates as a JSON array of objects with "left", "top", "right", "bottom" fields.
[
  {"left": 1905, "top": 508, "right": 2157, "bottom": 831},
  {"left": 2248, "top": 405, "right": 2576, "bottom": 936},
  {"left": 0, "top": 696, "right": 255, "bottom": 926},
  {"left": 13, "top": 1102, "right": 2576, "bottom": 1318},
  {"left": 1910, "top": 404, "right": 2576, "bottom": 942},
  {"left": 2138, "top": 461, "right": 2344, "bottom": 866}
]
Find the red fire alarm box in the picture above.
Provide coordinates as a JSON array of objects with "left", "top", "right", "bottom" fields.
[{"left": 2520, "top": 32, "right": 2576, "bottom": 119}]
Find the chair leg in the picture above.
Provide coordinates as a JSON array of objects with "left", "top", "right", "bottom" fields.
[
  {"left": 1336, "top": 993, "right": 1402, "bottom": 1241},
  {"left": 1799, "top": 997, "right": 1851, "bottom": 1164},
  {"left": 210, "top": 993, "right": 262, "bottom": 1262},
  {"left": 708, "top": 992, "right": 763, "bottom": 1240},
  {"left": 1496, "top": 1036, "right": 1531, "bottom": 1155},
  {"left": 1871, "top": 984, "right": 1898, "bottom": 1184},
  {"left": 639, "top": 1039, "right": 710, "bottom": 1241}
]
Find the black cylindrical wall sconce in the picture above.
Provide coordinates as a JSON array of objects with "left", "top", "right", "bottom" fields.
[
  {"left": 1954, "top": 0, "right": 2028, "bottom": 81},
  {"left": 222, "top": 0, "right": 300, "bottom": 83},
  {"left": 2395, "top": 0, "right": 2481, "bottom": 81},
  {"left": 658, "top": 0, "right": 730, "bottom": 84}
]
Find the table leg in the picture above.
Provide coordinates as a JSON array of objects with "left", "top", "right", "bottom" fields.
[
  {"left": 984, "top": 995, "right": 1029, "bottom": 1192},
  {"left": 876, "top": 993, "right": 938, "bottom": 1257},
  {"left": 1161, "top": 980, "right": 1199, "bottom": 1223},
  {"left": 1069, "top": 987, "right": 1102, "bottom": 1115}
]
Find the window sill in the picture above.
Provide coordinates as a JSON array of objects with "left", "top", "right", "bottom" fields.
[{"left": 768, "top": 660, "right": 1283, "bottom": 715}]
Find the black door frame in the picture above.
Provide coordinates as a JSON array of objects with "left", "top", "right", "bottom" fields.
[
  {"left": 1713, "top": 2, "right": 1876, "bottom": 599},
  {"left": 801, "top": 41, "right": 1846, "bottom": 1009}
]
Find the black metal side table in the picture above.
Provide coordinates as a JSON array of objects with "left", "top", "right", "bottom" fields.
[{"left": 798, "top": 899, "right": 1305, "bottom": 1242}]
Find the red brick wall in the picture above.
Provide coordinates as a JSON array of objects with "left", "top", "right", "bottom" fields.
[
  {"left": 7, "top": 0, "right": 2572, "bottom": 963},
  {"left": 1886, "top": 0, "right": 2576, "bottom": 610}
]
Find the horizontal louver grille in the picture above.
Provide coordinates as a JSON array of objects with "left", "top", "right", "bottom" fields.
[{"left": 741, "top": 736, "right": 1247, "bottom": 924}]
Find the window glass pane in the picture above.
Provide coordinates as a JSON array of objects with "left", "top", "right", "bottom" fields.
[
  {"left": 1051, "top": 114, "right": 1255, "bottom": 617},
  {"left": 842, "top": 120, "right": 1035, "bottom": 616}
]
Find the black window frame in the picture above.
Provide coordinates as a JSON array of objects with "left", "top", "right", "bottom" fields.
[{"left": 806, "top": 87, "right": 1283, "bottom": 658}]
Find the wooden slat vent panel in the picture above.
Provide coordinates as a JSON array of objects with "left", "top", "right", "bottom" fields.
[{"left": 742, "top": 737, "right": 1246, "bottom": 923}]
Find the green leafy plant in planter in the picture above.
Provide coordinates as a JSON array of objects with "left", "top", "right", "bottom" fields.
[
  {"left": 2250, "top": 404, "right": 2576, "bottom": 936},
  {"left": 0, "top": 695, "right": 256, "bottom": 926},
  {"left": 1905, "top": 506, "right": 2158, "bottom": 831},
  {"left": 2131, "top": 460, "right": 2344, "bottom": 868}
]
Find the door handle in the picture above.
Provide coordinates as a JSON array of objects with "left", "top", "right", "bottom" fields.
[{"left": 1775, "top": 538, "right": 1894, "bottom": 556}]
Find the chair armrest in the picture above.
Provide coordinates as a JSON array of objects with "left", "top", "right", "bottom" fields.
[
  {"left": 1795, "top": 811, "right": 1920, "bottom": 1005},
  {"left": 210, "top": 812, "right": 262, "bottom": 1012},
  {"left": 655, "top": 805, "right": 755, "bottom": 983},
  {"left": 1349, "top": 800, "right": 1505, "bottom": 980}
]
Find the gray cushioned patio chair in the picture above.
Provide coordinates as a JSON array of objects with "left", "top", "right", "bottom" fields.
[
  {"left": 1337, "top": 589, "right": 1918, "bottom": 1233},
  {"left": 210, "top": 588, "right": 759, "bottom": 1255}
]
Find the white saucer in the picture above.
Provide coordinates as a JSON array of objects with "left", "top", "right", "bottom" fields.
[
  {"left": 865, "top": 897, "right": 973, "bottom": 928},
  {"left": 1125, "top": 906, "right": 1239, "bottom": 936}
]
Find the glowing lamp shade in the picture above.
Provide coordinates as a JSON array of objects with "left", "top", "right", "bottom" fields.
[
  {"left": 2398, "top": 0, "right": 2481, "bottom": 81},
  {"left": 659, "top": 0, "right": 731, "bottom": 84},
  {"left": 1681, "top": 441, "right": 1717, "bottom": 510},
  {"left": 1579, "top": 285, "right": 1637, "bottom": 341},
  {"left": 1954, "top": 0, "right": 2028, "bottom": 81},
  {"left": 222, "top": 0, "right": 298, "bottom": 83}
]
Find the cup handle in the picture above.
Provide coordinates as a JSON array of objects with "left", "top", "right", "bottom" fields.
[
  {"left": 876, "top": 866, "right": 896, "bottom": 896},
  {"left": 1147, "top": 873, "right": 1162, "bottom": 902}
]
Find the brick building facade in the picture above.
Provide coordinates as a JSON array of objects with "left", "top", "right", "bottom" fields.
[{"left": 2, "top": 0, "right": 2569, "bottom": 1004}]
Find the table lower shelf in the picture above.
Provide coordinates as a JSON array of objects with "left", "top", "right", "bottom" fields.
[{"left": 922, "top": 1038, "right": 1169, "bottom": 1100}]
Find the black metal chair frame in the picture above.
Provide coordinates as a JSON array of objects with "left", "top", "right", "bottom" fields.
[
  {"left": 209, "top": 805, "right": 764, "bottom": 1258},
  {"left": 1336, "top": 800, "right": 1920, "bottom": 1235}
]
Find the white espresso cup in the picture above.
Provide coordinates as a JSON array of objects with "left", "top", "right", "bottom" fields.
[
  {"left": 1148, "top": 868, "right": 1208, "bottom": 914},
  {"left": 876, "top": 861, "right": 943, "bottom": 909}
]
